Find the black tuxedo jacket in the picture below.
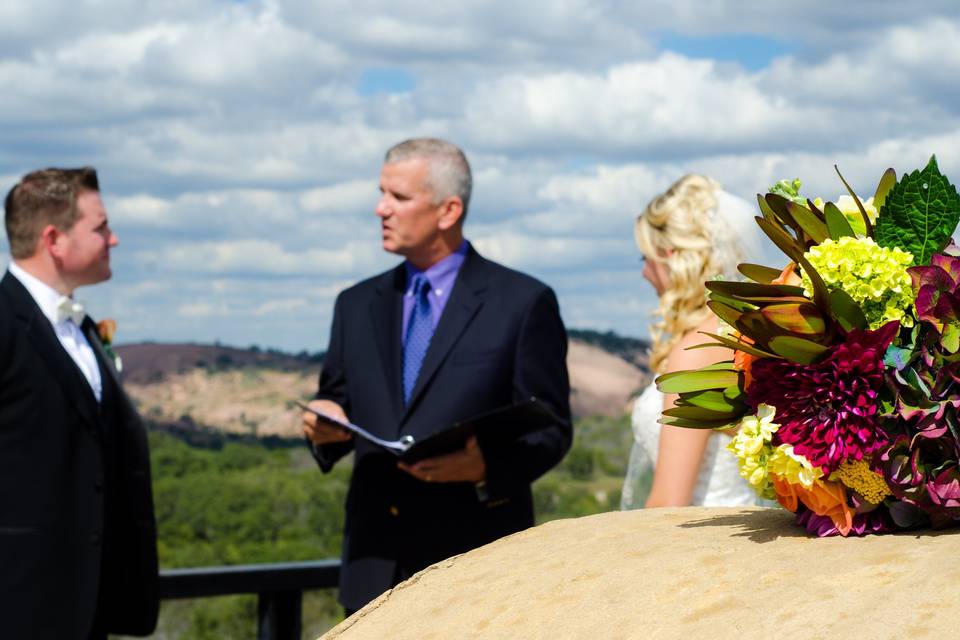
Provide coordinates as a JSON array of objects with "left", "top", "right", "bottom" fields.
[
  {"left": 0, "top": 272, "right": 159, "bottom": 638},
  {"left": 314, "top": 245, "right": 572, "bottom": 610}
]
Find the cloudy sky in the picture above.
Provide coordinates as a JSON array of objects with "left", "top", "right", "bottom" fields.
[{"left": 3, "top": 1, "right": 960, "bottom": 352}]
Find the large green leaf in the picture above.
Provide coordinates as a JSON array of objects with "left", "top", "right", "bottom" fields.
[
  {"left": 706, "top": 300, "right": 745, "bottom": 328},
  {"left": 876, "top": 155, "right": 960, "bottom": 265},
  {"left": 768, "top": 335, "right": 830, "bottom": 364},
  {"left": 656, "top": 368, "right": 740, "bottom": 393}
]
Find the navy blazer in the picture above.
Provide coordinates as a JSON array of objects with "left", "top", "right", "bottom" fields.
[
  {"left": 0, "top": 272, "right": 158, "bottom": 638},
  {"left": 314, "top": 245, "right": 572, "bottom": 610}
]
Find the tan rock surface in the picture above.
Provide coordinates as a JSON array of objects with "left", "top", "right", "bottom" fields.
[{"left": 323, "top": 507, "right": 959, "bottom": 639}]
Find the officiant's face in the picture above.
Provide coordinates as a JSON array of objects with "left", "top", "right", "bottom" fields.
[
  {"left": 376, "top": 158, "right": 445, "bottom": 259},
  {"left": 56, "top": 189, "right": 118, "bottom": 288}
]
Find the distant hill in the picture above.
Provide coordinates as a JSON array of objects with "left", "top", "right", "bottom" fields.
[{"left": 117, "top": 332, "right": 650, "bottom": 439}]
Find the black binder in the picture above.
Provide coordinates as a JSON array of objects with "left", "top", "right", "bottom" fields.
[{"left": 297, "top": 397, "right": 566, "bottom": 463}]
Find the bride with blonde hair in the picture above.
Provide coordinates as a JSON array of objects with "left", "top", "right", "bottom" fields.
[{"left": 622, "top": 174, "right": 765, "bottom": 508}]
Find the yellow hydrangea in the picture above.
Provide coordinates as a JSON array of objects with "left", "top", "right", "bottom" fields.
[
  {"left": 829, "top": 459, "right": 892, "bottom": 505},
  {"left": 802, "top": 236, "right": 915, "bottom": 329},
  {"left": 767, "top": 444, "right": 822, "bottom": 489},
  {"left": 727, "top": 404, "right": 779, "bottom": 499}
]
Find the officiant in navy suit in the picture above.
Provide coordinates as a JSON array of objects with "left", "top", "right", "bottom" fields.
[
  {"left": 302, "top": 138, "right": 572, "bottom": 613},
  {"left": 0, "top": 168, "right": 158, "bottom": 639}
]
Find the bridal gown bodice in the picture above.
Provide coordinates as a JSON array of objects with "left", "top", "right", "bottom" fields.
[{"left": 621, "top": 382, "right": 761, "bottom": 509}]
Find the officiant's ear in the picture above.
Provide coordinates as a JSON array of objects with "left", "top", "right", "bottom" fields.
[
  {"left": 436, "top": 195, "right": 465, "bottom": 231},
  {"left": 39, "top": 224, "right": 63, "bottom": 256}
]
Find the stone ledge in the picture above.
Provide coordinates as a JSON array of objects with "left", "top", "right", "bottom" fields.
[{"left": 323, "top": 507, "right": 960, "bottom": 639}]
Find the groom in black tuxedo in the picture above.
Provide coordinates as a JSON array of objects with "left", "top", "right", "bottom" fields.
[
  {"left": 0, "top": 168, "right": 158, "bottom": 639},
  {"left": 302, "top": 138, "right": 572, "bottom": 613}
]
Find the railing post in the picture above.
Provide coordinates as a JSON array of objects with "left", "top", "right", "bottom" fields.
[{"left": 257, "top": 589, "right": 302, "bottom": 640}]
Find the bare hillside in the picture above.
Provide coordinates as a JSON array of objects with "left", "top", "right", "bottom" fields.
[{"left": 120, "top": 339, "right": 648, "bottom": 438}]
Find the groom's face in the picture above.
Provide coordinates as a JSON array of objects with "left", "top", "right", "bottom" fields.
[{"left": 55, "top": 189, "right": 119, "bottom": 288}]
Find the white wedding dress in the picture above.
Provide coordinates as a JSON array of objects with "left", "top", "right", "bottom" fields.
[{"left": 621, "top": 383, "right": 762, "bottom": 509}]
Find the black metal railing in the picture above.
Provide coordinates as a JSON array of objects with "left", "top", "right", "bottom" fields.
[{"left": 159, "top": 559, "right": 341, "bottom": 640}]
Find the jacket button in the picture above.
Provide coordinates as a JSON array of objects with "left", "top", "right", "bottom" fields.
[
  {"left": 90, "top": 532, "right": 102, "bottom": 545},
  {"left": 389, "top": 505, "right": 399, "bottom": 517},
  {"left": 94, "top": 480, "right": 103, "bottom": 493}
]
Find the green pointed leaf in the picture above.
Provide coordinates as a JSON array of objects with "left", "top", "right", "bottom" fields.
[
  {"left": 768, "top": 335, "right": 830, "bottom": 364},
  {"left": 873, "top": 168, "right": 897, "bottom": 212},
  {"left": 795, "top": 253, "right": 831, "bottom": 315},
  {"left": 681, "top": 389, "right": 744, "bottom": 412},
  {"left": 723, "top": 385, "right": 743, "bottom": 401},
  {"left": 733, "top": 295, "right": 811, "bottom": 304},
  {"left": 824, "top": 201, "right": 856, "bottom": 239},
  {"left": 660, "top": 414, "right": 741, "bottom": 430},
  {"left": 828, "top": 288, "right": 868, "bottom": 331},
  {"left": 763, "top": 193, "right": 793, "bottom": 222},
  {"left": 738, "top": 263, "right": 784, "bottom": 284},
  {"left": 706, "top": 300, "right": 745, "bottom": 329},
  {"left": 705, "top": 290, "right": 757, "bottom": 312},
  {"left": 698, "top": 361, "right": 738, "bottom": 371},
  {"left": 876, "top": 155, "right": 960, "bottom": 265},
  {"left": 705, "top": 280, "right": 806, "bottom": 298},
  {"left": 835, "top": 164, "right": 875, "bottom": 237},
  {"left": 757, "top": 196, "right": 777, "bottom": 222},
  {"left": 756, "top": 217, "right": 805, "bottom": 263},
  {"left": 786, "top": 200, "right": 828, "bottom": 244},
  {"left": 656, "top": 368, "right": 740, "bottom": 394},
  {"left": 699, "top": 332, "right": 779, "bottom": 359},
  {"left": 664, "top": 405, "right": 738, "bottom": 421},
  {"left": 761, "top": 302, "right": 826, "bottom": 335}
]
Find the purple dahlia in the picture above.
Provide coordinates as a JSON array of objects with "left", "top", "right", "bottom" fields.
[{"left": 747, "top": 321, "right": 899, "bottom": 473}]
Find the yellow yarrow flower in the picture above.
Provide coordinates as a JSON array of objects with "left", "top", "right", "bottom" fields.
[
  {"left": 802, "top": 236, "right": 914, "bottom": 330},
  {"left": 728, "top": 404, "right": 779, "bottom": 500},
  {"left": 829, "top": 459, "right": 892, "bottom": 505}
]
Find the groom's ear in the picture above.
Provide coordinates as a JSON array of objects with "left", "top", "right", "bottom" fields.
[{"left": 38, "top": 224, "right": 62, "bottom": 258}]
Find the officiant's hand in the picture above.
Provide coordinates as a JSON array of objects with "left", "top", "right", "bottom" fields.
[
  {"left": 398, "top": 435, "right": 487, "bottom": 484},
  {"left": 302, "top": 400, "right": 353, "bottom": 445}
]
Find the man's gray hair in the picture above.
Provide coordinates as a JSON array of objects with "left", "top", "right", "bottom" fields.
[{"left": 385, "top": 138, "right": 472, "bottom": 219}]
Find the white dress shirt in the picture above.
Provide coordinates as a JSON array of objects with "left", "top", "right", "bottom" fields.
[{"left": 8, "top": 262, "right": 103, "bottom": 402}]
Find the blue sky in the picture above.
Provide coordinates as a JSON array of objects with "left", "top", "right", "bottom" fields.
[{"left": 3, "top": 1, "right": 960, "bottom": 352}]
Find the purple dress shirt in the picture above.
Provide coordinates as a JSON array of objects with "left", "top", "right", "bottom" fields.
[{"left": 402, "top": 240, "right": 469, "bottom": 343}]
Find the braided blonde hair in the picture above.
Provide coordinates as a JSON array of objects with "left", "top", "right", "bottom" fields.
[{"left": 635, "top": 174, "right": 740, "bottom": 374}]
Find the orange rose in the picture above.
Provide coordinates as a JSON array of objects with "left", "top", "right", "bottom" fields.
[
  {"left": 97, "top": 319, "right": 117, "bottom": 345},
  {"left": 771, "top": 262, "right": 802, "bottom": 286},
  {"left": 796, "top": 479, "right": 853, "bottom": 536},
  {"left": 771, "top": 474, "right": 799, "bottom": 512}
]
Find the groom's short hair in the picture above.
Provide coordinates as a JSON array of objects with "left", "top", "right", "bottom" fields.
[{"left": 4, "top": 167, "right": 100, "bottom": 259}]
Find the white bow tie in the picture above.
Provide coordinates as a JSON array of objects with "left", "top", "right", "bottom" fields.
[{"left": 55, "top": 296, "right": 86, "bottom": 325}]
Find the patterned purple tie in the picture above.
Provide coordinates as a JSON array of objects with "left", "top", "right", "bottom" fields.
[{"left": 403, "top": 273, "right": 433, "bottom": 405}]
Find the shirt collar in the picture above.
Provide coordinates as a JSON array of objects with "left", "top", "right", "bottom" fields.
[
  {"left": 404, "top": 240, "right": 469, "bottom": 295},
  {"left": 7, "top": 262, "right": 71, "bottom": 326}
]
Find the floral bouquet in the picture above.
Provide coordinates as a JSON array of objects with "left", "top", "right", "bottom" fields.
[{"left": 657, "top": 156, "right": 960, "bottom": 536}]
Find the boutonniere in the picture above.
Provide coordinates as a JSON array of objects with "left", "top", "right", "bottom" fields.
[{"left": 97, "top": 319, "right": 123, "bottom": 373}]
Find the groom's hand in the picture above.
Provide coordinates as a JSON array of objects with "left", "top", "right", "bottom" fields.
[
  {"left": 398, "top": 435, "right": 487, "bottom": 484},
  {"left": 302, "top": 399, "right": 353, "bottom": 445}
]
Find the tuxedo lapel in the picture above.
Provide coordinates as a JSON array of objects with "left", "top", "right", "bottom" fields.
[
  {"left": 1, "top": 273, "right": 101, "bottom": 436},
  {"left": 402, "top": 249, "right": 487, "bottom": 421},
  {"left": 370, "top": 266, "right": 405, "bottom": 422},
  {"left": 84, "top": 318, "right": 119, "bottom": 410}
]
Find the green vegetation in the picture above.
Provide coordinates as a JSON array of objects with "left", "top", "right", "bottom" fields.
[{"left": 146, "top": 412, "right": 648, "bottom": 638}]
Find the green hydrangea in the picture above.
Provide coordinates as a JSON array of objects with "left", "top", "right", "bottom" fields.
[{"left": 801, "top": 236, "right": 914, "bottom": 330}]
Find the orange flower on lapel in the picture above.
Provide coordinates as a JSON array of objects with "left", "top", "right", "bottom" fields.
[{"left": 98, "top": 319, "right": 117, "bottom": 345}]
